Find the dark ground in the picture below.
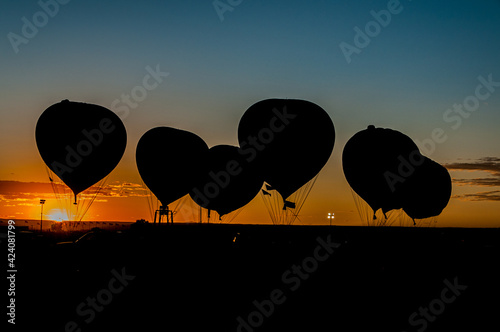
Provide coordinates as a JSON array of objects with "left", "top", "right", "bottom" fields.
[{"left": 6, "top": 223, "right": 500, "bottom": 331}]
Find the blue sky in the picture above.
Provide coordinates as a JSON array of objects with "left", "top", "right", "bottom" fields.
[{"left": 1, "top": 0, "right": 500, "bottom": 225}]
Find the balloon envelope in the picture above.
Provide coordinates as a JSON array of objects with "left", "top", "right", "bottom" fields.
[
  {"left": 237, "top": 99, "right": 335, "bottom": 200},
  {"left": 189, "top": 145, "right": 263, "bottom": 216},
  {"left": 136, "top": 127, "right": 209, "bottom": 207},
  {"left": 342, "top": 125, "right": 421, "bottom": 214},
  {"left": 401, "top": 157, "right": 452, "bottom": 219},
  {"left": 35, "top": 100, "right": 127, "bottom": 196}
]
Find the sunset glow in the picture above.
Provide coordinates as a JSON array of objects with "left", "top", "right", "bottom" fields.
[{"left": 46, "top": 209, "right": 69, "bottom": 222}]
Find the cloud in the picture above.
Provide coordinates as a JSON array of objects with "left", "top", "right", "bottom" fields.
[
  {"left": 0, "top": 181, "right": 57, "bottom": 201},
  {"left": 445, "top": 157, "right": 500, "bottom": 177},
  {"left": 445, "top": 157, "right": 500, "bottom": 202},
  {"left": 0, "top": 180, "right": 150, "bottom": 203},
  {"left": 0, "top": 181, "right": 55, "bottom": 194},
  {"left": 446, "top": 157, "right": 500, "bottom": 188},
  {"left": 479, "top": 157, "right": 500, "bottom": 162},
  {"left": 453, "top": 190, "right": 500, "bottom": 202},
  {"left": 452, "top": 178, "right": 500, "bottom": 187},
  {"left": 97, "top": 181, "right": 149, "bottom": 198}
]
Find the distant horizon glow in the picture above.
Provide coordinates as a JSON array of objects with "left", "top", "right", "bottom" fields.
[{"left": 46, "top": 208, "right": 69, "bottom": 222}]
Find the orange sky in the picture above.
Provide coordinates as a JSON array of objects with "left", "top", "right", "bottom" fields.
[{"left": 1, "top": 157, "right": 500, "bottom": 227}]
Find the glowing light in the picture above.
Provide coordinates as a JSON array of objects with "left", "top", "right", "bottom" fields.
[
  {"left": 46, "top": 209, "right": 69, "bottom": 222},
  {"left": 327, "top": 212, "right": 334, "bottom": 226}
]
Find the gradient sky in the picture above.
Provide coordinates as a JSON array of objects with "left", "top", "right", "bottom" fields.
[{"left": 1, "top": 0, "right": 500, "bottom": 226}]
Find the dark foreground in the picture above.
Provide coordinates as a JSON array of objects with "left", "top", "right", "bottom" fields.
[{"left": 7, "top": 223, "right": 500, "bottom": 331}]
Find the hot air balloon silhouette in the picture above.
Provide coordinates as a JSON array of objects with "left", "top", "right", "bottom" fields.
[
  {"left": 189, "top": 145, "right": 263, "bottom": 221},
  {"left": 238, "top": 99, "right": 335, "bottom": 224},
  {"left": 342, "top": 125, "right": 451, "bottom": 226},
  {"left": 342, "top": 125, "right": 418, "bottom": 218},
  {"left": 136, "top": 126, "right": 209, "bottom": 222},
  {"left": 35, "top": 100, "right": 127, "bottom": 220},
  {"left": 400, "top": 156, "right": 452, "bottom": 220}
]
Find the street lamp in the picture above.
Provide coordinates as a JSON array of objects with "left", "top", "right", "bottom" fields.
[
  {"left": 40, "top": 199, "right": 46, "bottom": 232},
  {"left": 327, "top": 212, "right": 334, "bottom": 226}
]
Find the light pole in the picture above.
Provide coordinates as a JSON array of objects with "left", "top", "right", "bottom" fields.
[
  {"left": 327, "top": 212, "right": 334, "bottom": 226},
  {"left": 40, "top": 199, "right": 46, "bottom": 232}
]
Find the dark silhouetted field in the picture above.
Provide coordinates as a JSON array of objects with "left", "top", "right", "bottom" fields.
[{"left": 10, "top": 223, "right": 500, "bottom": 331}]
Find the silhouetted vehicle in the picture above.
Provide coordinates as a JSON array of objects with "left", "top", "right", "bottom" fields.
[{"left": 55, "top": 228, "right": 127, "bottom": 273}]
